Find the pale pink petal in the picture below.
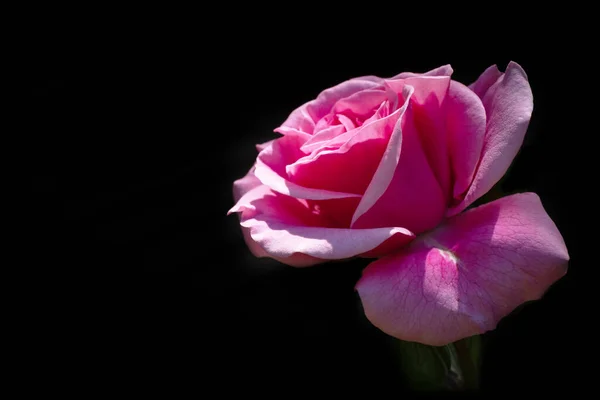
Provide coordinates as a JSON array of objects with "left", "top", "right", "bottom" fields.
[
  {"left": 468, "top": 64, "right": 503, "bottom": 99},
  {"left": 273, "top": 126, "right": 313, "bottom": 141},
  {"left": 300, "top": 85, "right": 398, "bottom": 154},
  {"left": 446, "top": 80, "right": 487, "bottom": 199},
  {"left": 392, "top": 64, "right": 453, "bottom": 79},
  {"left": 278, "top": 78, "right": 382, "bottom": 134},
  {"left": 255, "top": 139, "right": 275, "bottom": 153},
  {"left": 332, "top": 89, "right": 395, "bottom": 120},
  {"left": 313, "top": 113, "right": 339, "bottom": 134},
  {"left": 356, "top": 193, "right": 569, "bottom": 346},
  {"left": 242, "top": 217, "right": 414, "bottom": 266},
  {"left": 362, "top": 90, "right": 398, "bottom": 125},
  {"left": 299, "top": 124, "right": 347, "bottom": 153},
  {"left": 349, "top": 75, "right": 385, "bottom": 84},
  {"left": 276, "top": 105, "right": 316, "bottom": 135},
  {"left": 241, "top": 224, "right": 327, "bottom": 268},
  {"left": 229, "top": 184, "right": 415, "bottom": 267},
  {"left": 448, "top": 62, "right": 533, "bottom": 216},
  {"left": 232, "top": 165, "right": 262, "bottom": 203},
  {"left": 304, "top": 78, "right": 384, "bottom": 123},
  {"left": 255, "top": 134, "right": 361, "bottom": 200},
  {"left": 229, "top": 183, "right": 327, "bottom": 267},
  {"left": 239, "top": 226, "right": 269, "bottom": 258},
  {"left": 351, "top": 86, "right": 446, "bottom": 234},
  {"left": 335, "top": 114, "right": 356, "bottom": 132}
]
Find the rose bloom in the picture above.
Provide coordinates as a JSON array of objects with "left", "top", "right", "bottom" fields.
[{"left": 229, "top": 62, "right": 568, "bottom": 345}]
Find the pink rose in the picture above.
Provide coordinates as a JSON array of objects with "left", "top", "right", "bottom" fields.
[{"left": 228, "top": 62, "right": 569, "bottom": 345}]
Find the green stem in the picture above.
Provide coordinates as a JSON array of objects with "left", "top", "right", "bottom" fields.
[
  {"left": 453, "top": 337, "right": 480, "bottom": 390},
  {"left": 394, "top": 335, "right": 482, "bottom": 391},
  {"left": 444, "top": 343, "right": 464, "bottom": 389}
]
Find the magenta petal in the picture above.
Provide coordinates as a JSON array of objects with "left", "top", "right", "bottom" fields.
[
  {"left": 229, "top": 184, "right": 415, "bottom": 267},
  {"left": 350, "top": 85, "right": 413, "bottom": 225},
  {"left": 356, "top": 193, "right": 569, "bottom": 346},
  {"left": 404, "top": 76, "right": 453, "bottom": 197},
  {"left": 255, "top": 134, "right": 361, "bottom": 200},
  {"left": 275, "top": 105, "right": 316, "bottom": 136},
  {"left": 351, "top": 85, "right": 446, "bottom": 234},
  {"left": 448, "top": 62, "right": 533, "bottom": 216}
]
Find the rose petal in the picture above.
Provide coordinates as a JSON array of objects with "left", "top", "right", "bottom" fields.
[
  {"left": 256, "top": 139, "right": 275, "bottom": 153},
  {"left": 392, "top": 64, "right": 454, "bottom": 79},
  {"left": 356, "top": 193, "right": 569, "bottom": 346},
  {"left": 468, "top": 64, "right": 503, "bottom": 99},
  {"left": 300, "top": 124, "right": 347, "bottom": 153},
  {"left": 404, "top": 76, "right": 453, "bottom": 197},
  {"left": 232, "top": 165, "right": 262, "bottom": 203},
  {"left": 446, "top": 80, "right": 487, "bottom": 199},
  {"left": 305, "top": 78, "right": 385, "bottom": 123},
  {"left": 242, "top": 217, "right": 414, "bottom": 267},
  {"left": 301, "top": 87, "right": 397, "bottom": 152},
  {"left": 335, "top": 114, "right": 356, "bottom": 131},
  {"left": 273, "top": 126, "right": 313, "bottom": 141},
  {"left": 229, "top": 183, "right": 326, "bottom": 267},
  {"left": 351, "top": 85, "right": 446, "bottom": 234},
  {"left": 229, "top": 184, "right": 415, "bottom": 267},
  {"left": 332, "top": 88, "right": 396, "bottom": 120},
  {"left": 349, "top": 84, "right": 411, "bottom": 225},
  {"left": 448, "top": 62, "right": 533, "bottom": 216},
  {"left": 277, "top": 78, "right": 383, "bottom": 135},
  {"left": 285, "top": 87, "right": 411, "bottom": 196},
  {"left": 255, "top": 134, "right": 361, "bottom": 200}
]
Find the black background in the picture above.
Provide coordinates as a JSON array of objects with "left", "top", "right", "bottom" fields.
[{"left": 25, "top": 22, "right": 589, "bottom": 394}]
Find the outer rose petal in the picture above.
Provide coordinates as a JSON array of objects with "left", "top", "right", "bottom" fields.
[
  {"left": 241, "top": 218, "right": 415, "bottom": 267},
  {"left": 228, "top": 184, "right": 415, "bottom": 267},
  {"left": 448, "top": 62, "right": 533, "bottom": 216},
  {"left": 446, "top": 80, "right": 487, "bottom": 199},
  {"left": 232, "top": 165, "right": 262, "bottom": 203},
  {"left": 255, "top": 139, "right": 275, "bottom": 153},
  {"left": 356, "top": 193, "right": 569, "bottom": 346},
  {"left": 232, "top": 166, "right": 312, "bottom": 264},
  {"left": 468, "top": 64, "right": 503, "bottom": 99},
  {"left": 229, "top": 181, "right": 325, "bottom": 266}
]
